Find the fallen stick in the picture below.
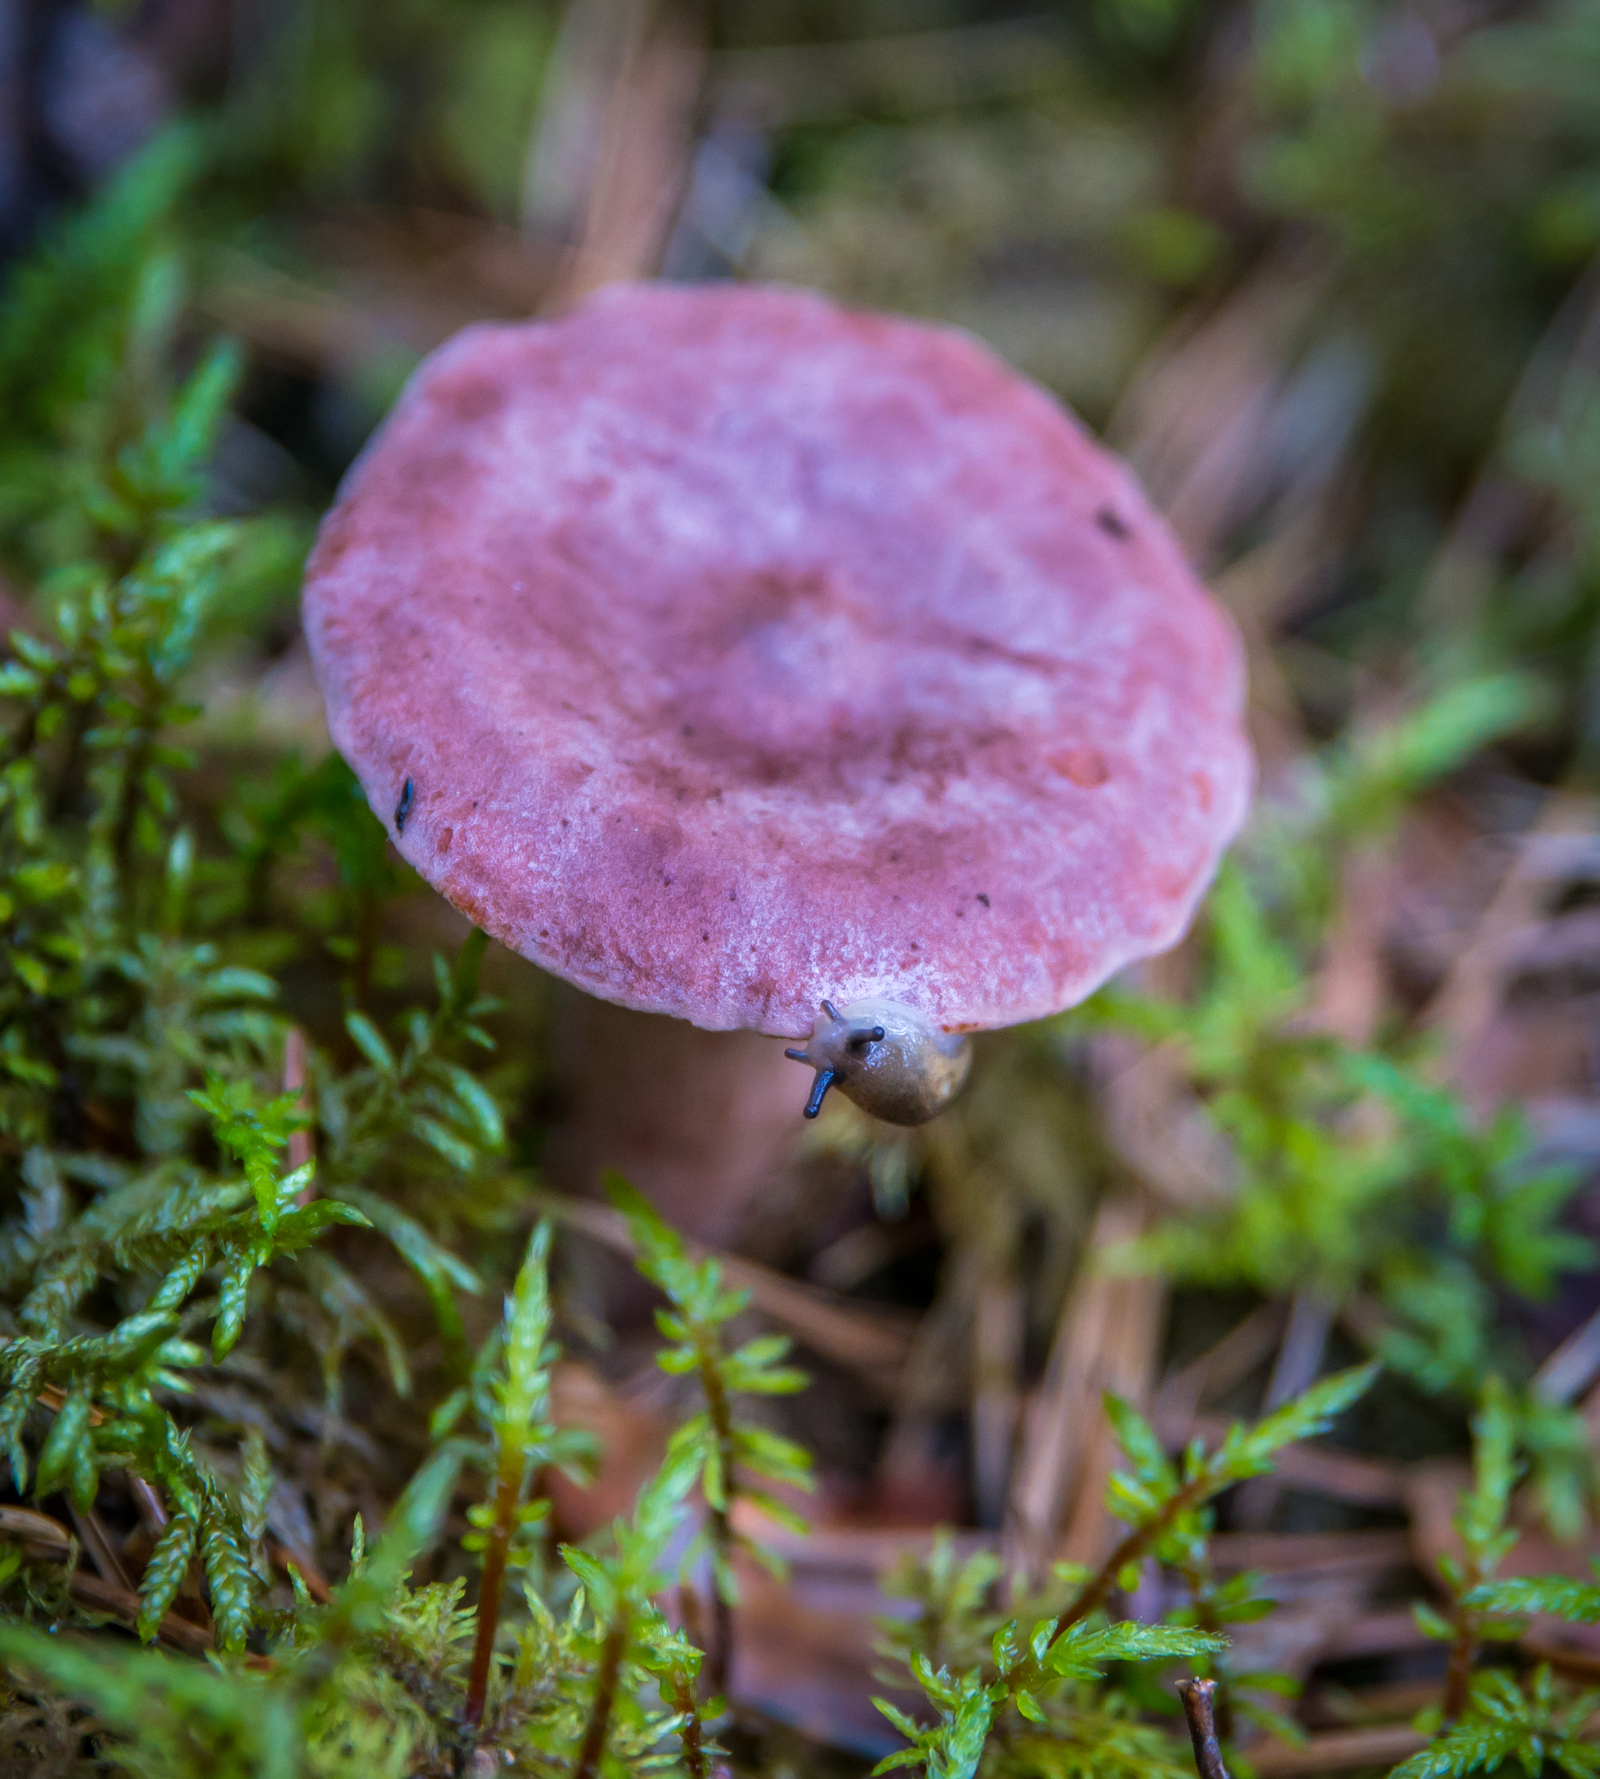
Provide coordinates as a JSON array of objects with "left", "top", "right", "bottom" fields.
[
  {"left": 68, "top": 1569, "right": 214, "bottom": 1655},
  {"left": 1178, "top": 1678, "right": 1231, "bottom": 1779}
]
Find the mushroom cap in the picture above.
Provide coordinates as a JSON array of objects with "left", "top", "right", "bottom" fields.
[{"left": 302, "top": 282, "right": 1252, "bottom": 1038}]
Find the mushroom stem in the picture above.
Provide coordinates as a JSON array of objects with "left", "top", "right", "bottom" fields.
[{"left": 548, "top": 990, "right": 803, "bottom": 1250}]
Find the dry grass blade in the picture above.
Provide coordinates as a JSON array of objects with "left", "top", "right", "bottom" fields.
[
  {"left": 196, "top": 252, "right": 375, "bottom": 374},
  {"left": 1421, "top": 793, "right": 1598, "bottom": 1091},
  {"left": 541, "top": 0, "right": 705, "bottom": 307},
  {"left": 1420, "top": 252, "right": 1600, "bottom": 641},
  {"left": 1208, "top": 1527, "right": 1412, "bottom": 1578},
  {"left": 875, "top": 1244, "right": 977, "bottom": 1519},
  {"left": 1165, "top": 1414, "right": 1407, "bottom": 1508},
  {"left": 1318, "top": 1610, "right": 1436, "bottom": 1662},
  {"left": 0, "top": 1506, "right": 72, "bottom": 1562},
  {"left": 971, "top": 1260, "right": 1024, "bottom": 1529},
  {"left": 1006, "top": 1197, "right": 1163, "bottom": 1582},
  {"left": 538, "top": 1193, "right": 916, "bottom": 1393},
  {"left": 1249, "top": 1726, "right": 1429, "bottom": 1776},
  {"left": 728, "top": 1506, "right": 995, "bottom": 1575},
  {"left": 65, "top": 1505, "right": 131, "bottom": 1593},
  {"left": 1534, "top": 1301, "right": 1600, "bottom": 1405},
  {"left": 523, "top": 0, "right": 651, "bottom": 239},
  {"left": 1056, "top": 1262, "right": 1164, "bottom": 1569},
  {"left": 1109, "top": 250, "right": 1344, "bottom": 565},
  {"left": 1307, "top": 850, "right": 1394, "bottom": 1047},
  {"left": 1154, "top": 1301, "right": 1286, "bottom": 1430},
  {"left": 1235, "top": 1292, "right": 1336, "bottom": 1530},
  {"left": 1094, "top": 1034, "right": 1236, "bottom": 1212}
]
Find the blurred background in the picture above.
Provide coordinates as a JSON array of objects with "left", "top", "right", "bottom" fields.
[
  {"left": 7, "top": 0, "right": 1600, "bottom": 754},
  {"left": 12, "top": 0, "right": 1600, "bottom": 1766}
]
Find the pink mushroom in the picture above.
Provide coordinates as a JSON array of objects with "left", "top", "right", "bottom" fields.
[{"left": 302, "top": 283, "right": 1251, "bottom": 1240}]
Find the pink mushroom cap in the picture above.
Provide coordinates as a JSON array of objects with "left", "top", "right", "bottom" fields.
[{"left": 302, "top": 282, "right": 1253, "bottom": 1039}]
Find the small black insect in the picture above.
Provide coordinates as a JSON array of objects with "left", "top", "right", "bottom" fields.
[
  {"left": 1095, "top": 506, "right": 1131, "bottom": 540},
  {"left": 394, "top": 778, "right": 415, "bottom": 832}
]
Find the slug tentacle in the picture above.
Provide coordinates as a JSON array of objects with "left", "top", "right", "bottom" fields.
[
  {"left": 784, "top": 999, "right": 972, "bottom": 1125},
  {"left": 802, "top": 1069, "right": 836, "bottom": 1118}
]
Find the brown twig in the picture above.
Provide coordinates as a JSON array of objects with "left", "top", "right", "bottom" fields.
[
  {"left": 0, "top": 1506, "right": 212, "bottom": 1653},
  {"left": 68, "top": 1569, "right": 214, "bottom": 1655},
  {"left": 1442, "top": 1605, "right": 1478, "bottom": 1727},
  {"left": 671, "top": 1670, "right": 708, "bottom": 1779},
  {"left": 988, "top": 1467, "right": 1221, "bottom": 1745},
  {"left": 697, "top": 1333, "right": 737, "bottom": 1701},
  {"left": 1173, "top": 1548, "right": 1233, "bottom": 1742},
  {"left": 1435, "top": 1495, "right": 1496, "bottom": 1725},
  {"left": 1057, "top": 1470, "right": 1213, "bottom": 1633},
  {"left": 572, "top": 1616, "right": 628, "bottom": 1779},
  {"left": 1178, "top": 1678, "right": 1232, "bottom": 1779},
  {"left": 462, "top": 1444, "right": 528, "bottom": 1729}
]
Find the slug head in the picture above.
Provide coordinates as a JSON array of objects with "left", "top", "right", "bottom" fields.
[{"left": 785, "top": 998, "right": 972, "bottom": 1126}]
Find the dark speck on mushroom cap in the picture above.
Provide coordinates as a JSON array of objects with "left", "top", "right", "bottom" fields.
[{"left": 301, "top": 281, "right": 1253, "bottom": 1037}]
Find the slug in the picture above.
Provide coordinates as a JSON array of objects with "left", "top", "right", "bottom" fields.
[{"left": 785, "top": 999, "right": 972, "bottom": 1125}]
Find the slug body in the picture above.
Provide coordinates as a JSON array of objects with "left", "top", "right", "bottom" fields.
[{"left": 785, "top": 999, "right": 972, "bottom": 1125}]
